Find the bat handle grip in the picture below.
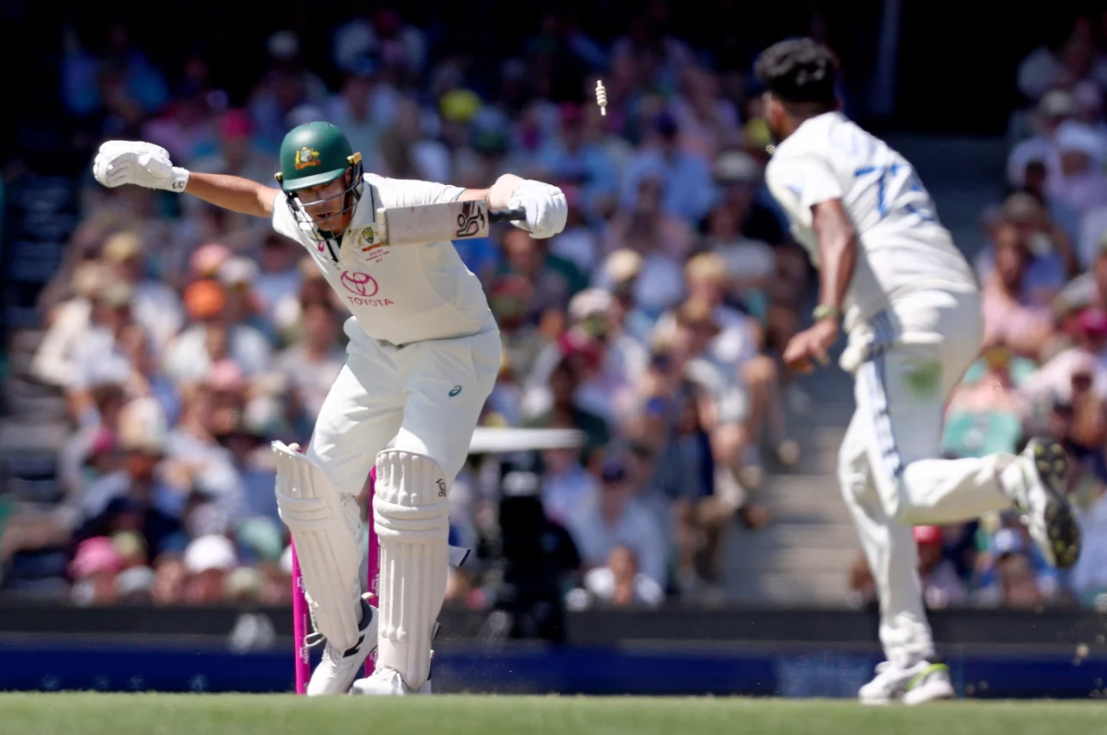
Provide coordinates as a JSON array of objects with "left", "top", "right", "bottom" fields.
[{"left": 489, "top": 207, "right": 526, "bottom": 223}]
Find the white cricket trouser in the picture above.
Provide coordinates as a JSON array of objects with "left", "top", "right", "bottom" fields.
[
  {"left": 838, "top": 289, "right": 1015, "bottom": 666},
  {"left": 307, "top": 319, "right": 502, "bottom": 498}
]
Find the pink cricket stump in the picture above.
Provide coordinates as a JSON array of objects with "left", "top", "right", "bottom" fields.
[{"left": 292, "top": 467, "right": 380, "bottom": 694}]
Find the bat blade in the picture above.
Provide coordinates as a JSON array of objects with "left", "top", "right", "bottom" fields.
[
  {"left": 468, "top": 427, "right": 587, "bottom": 454},
  {"left": 378, "top": 199, "right": 491, "bottom": 245}
]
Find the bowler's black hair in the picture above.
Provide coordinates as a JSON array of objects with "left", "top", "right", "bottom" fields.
[{"left": 754, "top": 38, "right": 839, "bottom": 111}]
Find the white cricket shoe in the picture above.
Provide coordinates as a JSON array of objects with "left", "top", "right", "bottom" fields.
[
  {"left": 306, "top": 595, "right": 378, "bottom": 696},
  {"left": 859, "top": 660, "right": 954, "bottom": 705},
  {"left": 1009, "top": 437, "right": 1081, "bottom": 570},
  {"left": 350, "top": 665, "right": 432, "bottom": 696}
]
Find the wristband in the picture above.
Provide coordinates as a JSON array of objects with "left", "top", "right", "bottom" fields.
[
  {"left": 813, "top": 304, "right": 840, "bottom": 322},
  {"left": 168, "top": 167, "right": 190, "bottom": 193}
]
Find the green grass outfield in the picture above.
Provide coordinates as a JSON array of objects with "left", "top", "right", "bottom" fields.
[{"left": 0, "top": 694, "right": 1104, "bottom": 735}]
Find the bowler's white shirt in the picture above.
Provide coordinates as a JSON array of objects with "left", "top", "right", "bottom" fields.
[{"left": 765, "top": 112, "right": 977, "bottom": 333}]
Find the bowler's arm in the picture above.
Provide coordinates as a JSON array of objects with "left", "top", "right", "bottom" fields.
[
  {"left": 810, "top": 199, "right": 857, "bottom": 317},
  {"left": 766, "top": 154, "right": 855, "bottom": 318},
  {"left": 184, "top": 173, "right": 278, "bottom": 218}
]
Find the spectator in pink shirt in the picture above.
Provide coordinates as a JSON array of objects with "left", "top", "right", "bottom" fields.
[{"left": 981, "top": 221, "right": 1058, "bottom": 359}]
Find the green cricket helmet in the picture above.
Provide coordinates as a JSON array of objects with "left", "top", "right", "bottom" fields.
[{"left": 274, "top": 121, "right": 363, "bottom": 244}]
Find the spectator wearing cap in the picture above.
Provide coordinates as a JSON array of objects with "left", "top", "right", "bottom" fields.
[
  {"left": 534, "top": 102, "right": 618, "bottom": 221},
  {"left": 183, "top": 534, "right": 239, "bottom": 604},
  {"left": 655, "top": 254, "right": 795, "bottom": 482},
  {"left": 275, "top": 299, "right": 345, "bottom": 434},
  {"left": 1079, "top": 200, "right": 1107, "bottom": 273},
  {"left": 941, "top": 337, "right": 1034, "bottom": 459},
  {"left": 57, "top": 382, "right": 128, "bottom": 498},
  {"left": 60, "top": 22, "right": 170, "bottom": 120},
  {"left": 163, "top": 363, "right": 247, "bottom": 527},
  {"left": 1022, "top": 309, "right": 1107, "bottom": 411},
  {"left": 326, "top": 57, "right": 388, "bottom": 173},
  {"left": 100, "top": 231, "right": 184, "bottom": 351},
  {"left": 68, "top": 536, "right": 125, "bottom": 606},
  {"left": 711, "top": 150, "right": 789, "bottom": 248},
  {"left": 164, "top": 278, "right": 272, "bottom": 384},
  {"left": 218, "top": 256, "right": 270, "bottom": 336},
  {"left": 1007, "top": 89, "right": 1079, "bottom": 188},
  {"left": 253, "top": 232, "right": 305, "bottom": 325},
  {"left": 980, "top": 220, "right": 1058, "bottom": 360},
  {"left": 670, "top": 65, "right": 741, "bottom": 164},
  {"left": 486, "top": 274, "right": 544, "bottom": 388},
  {"left": 582, "top": 544, "right": 665, "bottom": 609},
  {"left": 1056, "top": 232, "right": 1107, "bottom": 321},
  {"left": 566, "top": 457, "right": 667, "bottom": 590},
  {"left": 1070, "top": 483, "right": 1107, "bottom": 608},
  {"left": 248, "top": 31, "right": 329, "bottom": 153},
  {"left": 538, "top": 423, "right": 601, "bottom": 529},
  {"left": 189, "top": 109, "right": 275, "bottom": 184},
  {"left": 32, "top": 260, "right": 121, "bottom": 395},
  {"left": 187, "top": 109, "right": 278, "bottom": 244},
  {"left": 499, "top": 228, "right": 588, "bottom": 326},
  {"left": 973, "top": 524, "right": 1060, "bottom": 609},
  {"left": 619, "top": 111, "right": 716, "bottom": 224},
  {"left": 976, "top": 196, "right": 1075, "bottom": 321},
  {"left": 602, "top": 174, "right": 692, "bottom": 317},
  {"left": 525, "top": 288, "right": 647, "bottom": 430},
  {"left": 646, "top": 297, "right": 757, "bottom": 502},
  {"left": 375, "top": 93, "right": 451, "bottom": 183},
  {"left": 523, "top": 355, "right": 611, "bottom": 463},
  {"left": 593, "top": 249, "right": 655, "bottom": 345},
  {"left": 71, "top": 398, "right": 186, "bottom": 562},
  {"left": 139, "top": 75, "right": 218, "bottom": 169},
  {"left": 1047, "top": 121, "right": 1107, "bottom": 219},
  {"left": 59, "top": 277, "right": 144, "bottom": 427},
  {"left": 704, "top": 153, "right": 777, "bottom": 319},
  {"left": 546, "top": 185, "right": 600, "bottom": 275},
  {"left": 914, "top": 526, "right": 967, "bottom": 609},
  {"left": 220, "top": 396, "right": 284, "bottom": 526}
]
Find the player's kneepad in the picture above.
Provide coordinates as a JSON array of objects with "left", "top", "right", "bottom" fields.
[{"left": 373, "top": 450, "right": 450, "bottom": 541}]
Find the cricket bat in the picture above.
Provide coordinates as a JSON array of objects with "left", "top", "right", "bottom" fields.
[{"left": 371, "top": 199, "right": 525, "bottom": 246}]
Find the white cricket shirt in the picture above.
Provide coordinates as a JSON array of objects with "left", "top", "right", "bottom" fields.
[
  {"left": 764, "top": 112, "right": 977, "bottom": 333},
  {"left": 272, "top": 174, "right": 497, "bottom": 346}
]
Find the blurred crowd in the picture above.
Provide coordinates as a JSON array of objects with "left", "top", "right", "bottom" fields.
[
  {"left": 3, "top": 7, "right": 1107, "bottom": 619},
  {"left": 852, "top": 14, "right": 1107, "bottom": 613},
  {"left": 0, "top": 6, "right": 813, "bottom": 612}
]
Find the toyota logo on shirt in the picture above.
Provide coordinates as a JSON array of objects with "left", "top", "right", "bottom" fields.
[
  {"left": 339, "top": 270, "right": 393, "bottom": 307},
  {"left": 340, "top": 271, "right": 379, "bottom": 298}
]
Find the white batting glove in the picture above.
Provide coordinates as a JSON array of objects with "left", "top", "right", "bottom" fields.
[
  {"left": 92, "top": 140, "right": 190, "bottom": 193},
  {"left": 508, "top": 179, "right": 568, "bottom": 239}
]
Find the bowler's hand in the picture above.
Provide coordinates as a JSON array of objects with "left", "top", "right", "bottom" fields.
[{"left": 782, "top": 319, "right": 839, "bottom": 373}]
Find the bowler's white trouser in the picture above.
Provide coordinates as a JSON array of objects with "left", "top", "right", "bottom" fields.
[
  {"left": 307, "top": 319, "right": 503, "bottom": 499},
  {"left": 838, "top": 289, "right": 1015, "bottom": 666}
]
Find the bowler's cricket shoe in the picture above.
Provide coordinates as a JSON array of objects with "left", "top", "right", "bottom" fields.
[
  {"left": 306, "top": 595, "right": 378, "bottom": 696},
  {"left": 350, "top": 665, "right": 433, "bottom": 696},
  {"left": 859, "top": 660, "right": 954, "bottom": 705},
  {"left": 1011, "top": 437, "right": 1081, "bottom": 570}
]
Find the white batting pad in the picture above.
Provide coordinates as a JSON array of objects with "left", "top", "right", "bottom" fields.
[
  {"left": 273, "top": 442, "right": 364, "bottom": 652},
  {"left": 373, "top": 449, "right": 450, "bottom": 689}
]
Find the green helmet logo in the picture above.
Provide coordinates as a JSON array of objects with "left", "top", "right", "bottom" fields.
[
  {"left": 276, "top": 121, "right": 360, "bottom": 192},
  {"left": 294, "top": 147, "right": 321, "bottom": 170}
]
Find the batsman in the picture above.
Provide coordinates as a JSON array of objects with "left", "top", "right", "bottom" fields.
[{"left": 92, "top": 123, "right": 567, "bottom": 695}]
